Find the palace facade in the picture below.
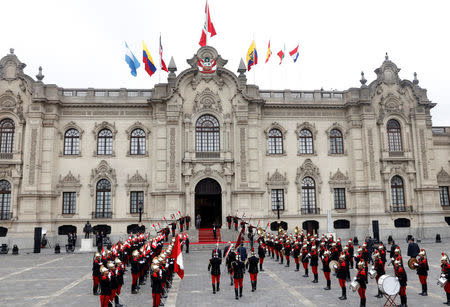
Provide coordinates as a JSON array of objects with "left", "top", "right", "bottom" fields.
[{"left": 0, "top": 46, "right": 449, "bottom": 247}]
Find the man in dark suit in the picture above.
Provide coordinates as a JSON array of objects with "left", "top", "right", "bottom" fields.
[
  {"left": 237, "top": 244, "right": 248, "bottom": 262},
  {"left": 389, "top": 240, "right": 398, "bottom": 259},
  {"left": 407, "top": 237, "right": 420, "bottom": 258}
]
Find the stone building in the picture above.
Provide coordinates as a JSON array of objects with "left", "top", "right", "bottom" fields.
[{"left": 0, "top": 46, "right": 449, "bottom": 247}]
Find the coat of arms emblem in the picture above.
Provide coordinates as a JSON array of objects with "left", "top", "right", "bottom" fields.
[{"left": 197, "top": 56, "right": 217, "bottom": 74}]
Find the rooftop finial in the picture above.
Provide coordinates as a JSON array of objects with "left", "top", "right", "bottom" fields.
[
  {"left": 413, "top": 72, "right": 419, "bottom": 85},
  {"left": 168, "top": 56, "right": 177, "bottom": 73},
  {"left": 237, "top": 58, "right": 246, "bottom": 75},
  {"left": 9, "top": 48, "right": 14, "bottom": 54},
  {"left": 360, "top": 71, "right": 367, "bottom": 86},
  {"left": 385, "top": 52, "right": 389, "bottom": 61},
  {"left": 36, "top": 66, "right": 44, "bottom": 81}
]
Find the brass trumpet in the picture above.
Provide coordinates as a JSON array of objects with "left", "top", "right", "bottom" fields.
[{"left": 294, "top": 226, "right": 300, "bottom": 235}]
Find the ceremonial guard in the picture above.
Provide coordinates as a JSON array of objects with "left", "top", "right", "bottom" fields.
[
  {"left": 257, "top": 242, "right": 266, "bottom": 271},
  {"left": 440, "top": 253, "right": 450, "bottom": 305},
  {"left": 322, "top": 250, "right": 331, "bottom": 290},
  {"left": 232, "top": 254, "right": 245, "bottom": 299},
  {"left": 356, "top": 261, "right": 367, "bottom": 307},
  {"left": 378, "top": 244, "right": 387, "bottom": 264},
  {"left": 99, "top": 266, "right": 111, "bottom": 307},
  {"left": 226, "top": 215, "right": 232, "bottom": 229},
  {"left": 246, "top": 251, "right": 259, "bottom": 291},
  {"left": 394, "top": 259, "right": 408, "bottom": 307},
  {"left": 348, "top": 239, "right": 354, "bottom": 269},
  {"left": 284, "top": 240, "right": 292, "bottom": 267},
  {"left": 170, "top": 221, "right": 176, "bottom": 237},
  {"left": 336, "top": 253, "right": 347, "bottom": 300},
  {"left": 130, "top": 250, "right": 140, "bottom": 294},
  {"left": 330, "top": 242, "right": 339, "bottom": 261},
  {"left": 185, "top": 215, "right": 191, "bottom": 230},
  {"left": 393, "top": 247, "right": 404, "bottom": 267},
  {"left": 415, "top": 249, "right": 429, "bottom": 296},
  {"left": 93, "top": 252, "right": 102, "bottom": 295},
  {"left": 301, "top": 244, "right": 309, "bottom": 277},
  {"left": 179, "top": 216, "right": 184, "bottom": 232},
  {"left": 114, "top": 258, "right": 124, "bottom": 306},
  {"left": 310, "top": 245, "right": 319, "bottom": 283},
  {"left": 293, "top": 241, "right": 301, "bottom": 271},
  {"left": 151, "top": 264, "right": 163, "bottom": 307},
  {"left": 343, "top": 245, "right": 351, "bottom": 281},
  {"left": 226, "top": 246, "right": 237, "bottom": 286},
  {"left": 373, "top": 251, "right": 385, "bottom": 298},
  {"left": 107, "top": 261, "right": 120, "bottom": 307},
  {"left": 208, "top": 252, "right": 221, "bottom": 294},
  {"left": 233, "top": 216, "right": 239, "bottom": 231}
]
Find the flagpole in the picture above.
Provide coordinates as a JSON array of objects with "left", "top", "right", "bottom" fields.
[
  {"left": 159, "top": 32, "right": 161, "bottom": 84},
  {"left": 253, "top": 33, "right": 256, "bottom": 85}
]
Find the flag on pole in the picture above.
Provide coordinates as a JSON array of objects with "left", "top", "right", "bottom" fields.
[
  {"left": 143, "top": 42, "right": 157, "bottom": 77},
  {"left": 159, "top": 35, "right": 168, "bottom": 72},
  {"left": 172, "top": 234, "right": 184, "bottom": 279},
  {"left": 265, "top": 40, "right": 272, "bottom": 63},
  {"left": 289, "top": 44, "right": 300, "bottom": 63},
  {"left": 199, "top": 0, "right": 216, "bottom": 46},
  {"left": 235, "top": 228, "right": 245, "bottom": 248},
  {"left": 246, "top": 40, "right": 258, "bottom": 71},
  {"left": 124, "top": 42, "right": 140, "bottom": 76},
  {"left": 277, "top": 47, "right": 285, "bottom": 65}
]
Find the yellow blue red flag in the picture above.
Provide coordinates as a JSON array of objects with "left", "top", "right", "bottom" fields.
[
  {"left": 143, "top": 42, "right": 157, "bottom": 77},
  {"left": 246, "top": 40, "right": 258, "bottom": 71},
  {"left": 265, "top": 40, "right": 272, "bottom": 63}
]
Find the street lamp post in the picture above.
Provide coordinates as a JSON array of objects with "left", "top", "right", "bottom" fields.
[
  {"left": 276, "top": 194, "right": 281, "bottom": 220},
  {"left": 138, "top": 200, "right": 143, "bottom": 223}
]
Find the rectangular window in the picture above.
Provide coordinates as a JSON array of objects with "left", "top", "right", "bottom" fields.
[
  {"left": 334, "top": 188, "right": 346, "bottom": 209},
  {"left": 62, "top": 192, "right": 76, "bottom": 214},
  {"left": 440, "top": 186, "right": 450, "bottom": 206},
  {"left": 271, "top": 189, "right": 284, "bottom": 211},
  {"left": 130, "top": 191, "right": 144, "bottom": 213}
]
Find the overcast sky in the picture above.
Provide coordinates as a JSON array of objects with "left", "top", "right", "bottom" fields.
[{"left": 2, "top": 0, "right": 449, "bottom": 125}]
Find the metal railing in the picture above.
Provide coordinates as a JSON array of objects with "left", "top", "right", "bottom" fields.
[
  {"left": 301, "top": 207, "right": 320, "bottom": 214},
  {"left": 390, "top": 205, "right": 413, "bottom": 213},
  {"left": 0, "top": 153, "right": 13, "bottom": 159},
  {"left": 195, "top": 152, "right": 220, "bottom": 159},
  {"left": 92, "top": 211, "right": 112, "bottom": 219},
  {"left": 0, "top": 211, "right": 12, "bottom": 220}
]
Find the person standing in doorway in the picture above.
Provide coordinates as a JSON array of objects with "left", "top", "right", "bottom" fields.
[
  {"left": 212, "top": 223, "right": 217, "bottom": 239},
  {"left": 196, "top": 214, "right": 201, "bottom": 229}
]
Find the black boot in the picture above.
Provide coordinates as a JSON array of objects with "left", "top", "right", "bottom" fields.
[
  {"left": 324, "top": 279, "right": 331, "bottom": 290},
  {"left": 295, "top": 263, "right": 299, "bottom": 271},
  {"left": 260, "top": 263, "right": 263, "bottom": 271},
  {"left": 216, "top": 282, "right": 220, "bottom": 292},
  {"left": 230, "top": 275, "right": 233, "bottom": 286},
  {"left": 93, "top": 286, "right": 99, "bottom": 295},
  {"left": 239, "top": 287, "right": 243, "bottom": 297},
  {"left": 251, "top": 281, "right": 255, "bottom": 292},
  {"left": 375, "top": 289, "right": 382, "bottom": 298},
  {"left": 212, "top": 284, "right": 216, "bottom": 294},
  {"left": 360, "top": 298, "right": 366, "bottom": 307},
  {"left": 339, "top": 287, "right": 347, "bottom": 300},
  {"left": 280, "top": 257, "right": 283, "bottom": 264},
  {"left": 114, "top": 296, "right": 123, "bottom": 307},
  {"left": 285, "top": 260, "right": 290, "bottom": 267},
  {"left": 131, "top": 284, "right": 138, "bottom": 294},
  {"left": 254, "top": 280, "right": 257, "bottom": 291},
  {"left": 303, "top": 268, "right": 308, "bottom": 277},
  {"left": 422, "top": 284, "right": 428, "bottom": 296},
  {"left": 312, "top": 274, "right": 318, "bottom": 283},
  {"left": 235, "top": 288, "right": 239, "bottom": 300},
  {"left": 445, "top": 293, "right": 450, "bottom": 305}
]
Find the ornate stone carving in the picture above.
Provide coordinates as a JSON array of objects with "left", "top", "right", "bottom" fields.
[
  {"left": 28, "top": 129, "right": 37, "bottom": 185},
  {"left": 437, "top": 167, "right": 450, "bottom": 184},
  {"left": 367, "top": 129, "right": 376, "bottom": 180},
  {"left": 125, "top": 121, "right": 150, "bottom": 140},
  {"left": 193, "top": 88, "right": 223, "bottom": 113},
  {"left": 295, "top": 122, "right": 318, "bottom": 139},
  {"left": 125, "top": 170, "right": 149, "bottom": 195},
  {"left": 0, "top": 91, "right": 24, "bottom": 122},
  {"left": 266, "top": 169, "right": 289, "bottom": 192},
  {"left": 295, "top": 159, "right": 322, "bottom": 192},
  {"left": 169, "top": 128, "right": 176, "bottom": 183},
  {"left": 329, "top": 169, "right": 351, "bottom": 192},
  {"left": 240, "top": 128, "right": 246, "bottom": 182},
  {"left": 89, "top": 160, "right": 117, "bottom": 196},
  {"left": 374, "top": 56, "right": 401, "bottom": 86},
  {"left": 0, "top": 49, "right": 27, "bottom": 81},
  {"left": 59, "top": 121, "right": 85, "bottom": 139},
  {"left": 92, "top": 121, "right": 117, "bottom": 139},
  {"left": 57, "top": 171, "right": 82, "bottom": 194},
  {"left": 419, "top": 129, "right": 428, "bottom": 179},
  {"left": 264, "top": 122, "right": 287, "bottom": 137}
]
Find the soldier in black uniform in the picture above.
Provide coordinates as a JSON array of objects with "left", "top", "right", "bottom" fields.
[
  {"left": 284, "top": 240, "right": 292, "bottom": 267},
  {"left": 245, "top": 251, "right": 259, "bottom": 292},
  {"left": 208, "top": 252, "right": 222, "bottom": 294},
  {"left": 226, "top": 215, "right": 232, "bottom": 229},
  {"left": 232, "top": 254, "right": 245, "bottom": 299},
  {"left": 99, "top": 266, "right": 111, "bottom": 307},
  {"left": 257, "top": 242, "right": 266, "bottom": 271},
  {"left": 93, "top": 252, "right": 102, "bottom": 295},
  {"left": 151, "top": 264, "right": 163, "bottom": 307},
  {"left": 226, "top": 246, "right": 237, "bottom": 286},
  {"left": 233, "top": 216, "right": 239, "bottom": 231}
]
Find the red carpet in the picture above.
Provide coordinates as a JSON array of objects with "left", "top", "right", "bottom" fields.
[{"left": 198, "top": 228, "right": 221, "bottom": 243}]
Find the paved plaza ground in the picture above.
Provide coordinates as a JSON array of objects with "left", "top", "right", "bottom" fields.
[{"left": 0, "top": 239, "right": 449, "bottom": 306}]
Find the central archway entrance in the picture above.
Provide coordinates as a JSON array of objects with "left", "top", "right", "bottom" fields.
[{"left": 195, "top": 178, "right": 222, "bottom": 227}]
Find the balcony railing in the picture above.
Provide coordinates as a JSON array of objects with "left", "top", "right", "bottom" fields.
[
  {"left": 0, "top": 212, "right": 12, "bottom": 220},
  {"left": 0, "top": 153, "right": 13, "bottom": 160},
  {"left": 92, "top": 211, "right": 112, "bottom": 219},
  {"left": 390, "top": 205, "right": 413, "bottom": 213},
  {"left": 195, "top": 152, "right": 220, "bottom": 159},
  {"left": 301, "top": 207, "right": 320, "bottom": 215}
]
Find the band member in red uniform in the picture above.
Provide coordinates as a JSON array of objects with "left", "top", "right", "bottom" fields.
[
  {"left": 179, "top": 216, "right": 184, "bottom": 232},
  {"left": 394, "top": 259, "right": 408, "bottom": 307},
  {"left": 378, "top": 244, "right": 387, "bottom": 264},
  {"left": 343, "top": 245, "right": 351, "bottom": 281},
  {"left": 246, "top": 251, "right": 259, "bottom": 291},
  {"left": 232, "top": 254, "right": 245, "bottom": 300},
  {"left": 322, "top": 250, "right": 332, "bottom": 290},
  {"left": 257, "top": 242, "right": 266, "bottom": 271},
  {"left": 208, "top": 252, "right": 221, "bottom": 294},
  {"left": 356, "top": 261, "right": 367, "bottom": 307},
  {"left": 114, "top": 258, "right": 124, "bottom": 307},
  {"left": 233, "top": 216, "right": 239, "bottom": 231},
  {"left": 415, "top": 249, "right": 429, "bottom": 296},
  {"left": 185, "top": 215, "right": 191, "bottom": 230},
  {"left": 151, "top": 264, "right": 163, "bottom": 307},
  {"left": 393, "top": 247, "right": 404, "bottom": 267},
  {"left": 130, "top": 250, "right": 140, "bottom": 294},
  {"left": 301, "top": 244, "right": 309, "bottom": 277},
  {"left": 107, "top": 261, "right": 120, "bottom": 307},
  {"left": 99, "top": 266, "right": 111, "bottom": 307},
  {"left": 441, "top": 253, "right": 450, "bottom": 305},
  {"left": 293, "top": 241, "right": 301, "bottom": 271},
  {"left": 170, "top": 221, "right": 176, "bottom": 237},
  {"left": 284, "top": 240, "right": 292, "bottom": 267},
  {"left": 226, "top": 215, "right": 232, "bottom": 229},
  {"left": 336, "top": 253, "right": 347, "bottom": 300},
  {"left": 347, "top": 239, "right": 354, "bottom": 269},
  {"left": 310, "top": 245, "right": 319, "bottom": 283},
  {"left": 226, "top": 246, "right": 236, "bottom": 286},
  {"left": 93, "top": 252, "right": 102, "bottom": 295},
  {"left": 373, "top": 251, "right": 385, "bottom": 298}
]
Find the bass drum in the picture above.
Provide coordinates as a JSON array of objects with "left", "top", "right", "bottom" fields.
[{"left": 378, "top": 274, "right": 400, "bottom": 296}]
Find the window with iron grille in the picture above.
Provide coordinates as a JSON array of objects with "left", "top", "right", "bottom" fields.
[
  {"left": 299, "top": 129, "right": 313, "bottom": 154},
  {"left": 96, "top": 179, "right": 111, "bottom": 216},
  {"left": 130, "top": 191, "right": 144, "bottom": 213},
  {"left": 271, "top": 189, "right": 284, "bottom": 210},
  {"left": 387, "top": 119, "right": 403, "bottom": 152},
  {"left": 0, "top": 119, "right": 14, "bottom": 153},
  {"left": 0, "top": 180, "right": 11, "bottom": 220},
  {"left": 130, "top": 129, "right": 146, "bottom": 155},
  {"left": 268, "top": 129, "right": 283, "bottom": 154},
  {"left": 330, "top": 129, "right": 343, "bottom": 154},
  {"left": 391, "top": 175, "right": 405, "bottom": 211},
  {"left": 64, "top": 129, "right": 80, "bottom": 155},
  {"left": 97, "top": 129, "right": 113, "bottom": 155},
  {"left": 62, "top": 192, "right": 76, "bottom": 214},
  {"left": 334, "top": 188, "right": 346, "bottom": 209},
  {"left": 302, "top": 177, "right": 316, "bottom": 210},
  {"left": 440, "top": 186, "right": 450, "bottom": 206},
  {"left": 195, "top": 115, "right": 220, "bottom": 152}
]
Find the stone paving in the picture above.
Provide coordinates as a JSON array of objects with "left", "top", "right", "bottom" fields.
[{"left": 0, "top": 240, "right": 448, "bottom": 306}]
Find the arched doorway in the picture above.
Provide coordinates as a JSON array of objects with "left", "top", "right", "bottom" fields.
[
  {"left": 302, "top": 220, "right": 319, "bottom": 235},
  {"left": 195, "top": 178, "right": 222, "bottom": 227}
]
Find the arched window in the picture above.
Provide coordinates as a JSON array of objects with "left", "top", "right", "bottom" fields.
[
  {"left": 64, "top": 129, "right": 80, "bottom": 155},
  {"left": 195, "top": 115, "right": 219, "bottom": 153},
  {"left": 387, "top": 119, "right": 402, "bottom": 152},
  {"left": 130, "top": 128, "right": 146, "bottom": 155},
  {"left": 268, "top": 129, "right": 283, "bottom": 154},
  {"left": 0, "top": 119, "right": 14, "bottom": 154},
  {"left": 97, "top": 129, "right": 113, "bottom": 155},
  {"left": 299, "top": 129, "right": 313, "bottom": 154},
  {"left": 0, "top": 180, "right": 11, "bottom": 220},
  {"left": 330, "top": 129, "right": 343, "bottom": 154},
  {"left": 95, "top": 179, "right": 111, "bottom": 218},
  {"left": 301, "top": 177, "right": 317, "bottom": 214},
  {"left": 391, "top": 175, "right": 405, "bottom": 212}
]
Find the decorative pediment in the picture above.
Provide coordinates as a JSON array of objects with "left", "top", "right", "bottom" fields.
[
  {"left": 374, "top": 54, "right": 401, "bottom": 86},
  {"left": 92, "top": 121, "right": 117, "bottom": 139},
  {"left": 295, "top": 122, "right": 318, "bottom": 139},
  {"left": 125, "top": 121, "right": 150, "bottom": 139},
  {"left": 437, "top": 167, "right": 450, "bottom": 184},
  {"left": 266, "top": 169, "right": 288, "bottom": 191},
  {"left": 330, "top": 169, "right": 349, "bottom": 182},
  {"left": 125, "top": 170, "right": 149, "bottom": 195},
  {"left": 264, "top": 122, "right": 287, "bottom": 138},
  {"left": 57, "top": 171, "right": 82, "bottom": 194},
  {"left": 0, "top": 49, "right": 26, "bottom": 81},
  {"left": 59, "top": 121, "right": 85, "bottom": 139},
  {"left": 329, "top": 169, "right": 351, "bottom": 192},
  {"left": 0, "top": 91, "right": 24, "bottom": 122},
  {"left": 89, "top": 160, "right": 117, "bottom": 196},
  {"left": 325, "top": 122, "right": 346, "bottom": 137},
  {"left": 295, "top": 159, "right": 322, "bottom": 192},
  {"left": 193, "top": 88, "right": 222, "bottom": 113}
]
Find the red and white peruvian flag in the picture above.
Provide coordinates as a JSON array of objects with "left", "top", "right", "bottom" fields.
[
  {"left": 199, "top": 0, "right": 216, "bottom": 47},
  {"left": 172, "top": 234, "right": 184, "bottom": 279}
]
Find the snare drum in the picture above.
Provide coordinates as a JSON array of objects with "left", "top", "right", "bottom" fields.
[
  {"left": 368, "top": 268, "right": 377, "bottom": 279},
  {"left": 349, "top": 280, "right": 360, "bottom": 292},
  {"left": 378, "top": 274, "right": 400, "bottom": 296},
  {"left": 437, "top": 276, "right": 448, "bottom": 288}
]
